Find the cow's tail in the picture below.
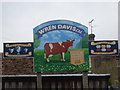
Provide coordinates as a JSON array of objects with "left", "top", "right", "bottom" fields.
[{"left": 44, "top": 49, "right": 46, "bottom": 59}]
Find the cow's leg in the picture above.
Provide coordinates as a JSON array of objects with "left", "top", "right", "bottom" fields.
[
  {"left": 46, "top": 54, "right": 53, "bottom": 62},
  {"left": 44, "top": 50, "right": 49, "bottom": 62},
  {"left": 62, "top": 52, "right": 65, "bottom": 61},
  {"left": 61, "top": 52, "right": 65, "bottom": 61},
  {"left": 44, "top": 53, "right": 46, "bottom": 59},
  {"left": 46, "top": 54, "right": 50, "bottom": 62},
  {"left": 46, "top": 58, "right": 50, "bottom": 62}
]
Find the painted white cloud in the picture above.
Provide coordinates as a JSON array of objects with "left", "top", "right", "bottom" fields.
[{"left": 42, "top": 34, "right": 48, "bottom": 39}]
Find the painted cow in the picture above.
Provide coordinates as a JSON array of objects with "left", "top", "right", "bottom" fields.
[{"left": 44, "top": 40, "right": 75, "bottom": 62}]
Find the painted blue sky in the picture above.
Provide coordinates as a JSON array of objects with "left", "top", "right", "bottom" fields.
[{"left": 37, "top": 30, "right": 82, "bottom": 49}]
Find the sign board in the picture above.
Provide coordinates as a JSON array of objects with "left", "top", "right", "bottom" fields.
[
  {"left": 4, "top": 42, "right": 33, "bottom": 58},
  {"left": 70, "top": 50, "right": 84, "bottom": 65},
  {"left": 33, "top": 20, "right": 89, "bottom": 72},
  {"left": 89, "top": 40, "right": 118, "bottom": 55}
]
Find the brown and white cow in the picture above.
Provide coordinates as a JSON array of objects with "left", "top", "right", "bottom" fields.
[{"left": 44, "top": 40, "right": 75, "bottom": 62}]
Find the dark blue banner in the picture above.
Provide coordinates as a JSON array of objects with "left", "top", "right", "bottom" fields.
[
  {"left": 36, "top": 24, "right": 86, "bottom": 38},
  {"left": 89, "top": 40, "right": 118, "bottom": 55},
  {"left": 34, "top": 20, "right": 88, "bottom": 39},
  {"left": 4, "top": 42, "right": 33, "bottom": 58}
]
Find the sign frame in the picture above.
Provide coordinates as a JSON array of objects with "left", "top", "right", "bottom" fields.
[
  {"left": 33, "top": 20, "right": 89, "bottom": 73},
  {"left": 3, "top": 42, "right": 34, "bottom": 58},
  {"left": 89, "top": 40, "right": 118, "bottom": 56}
]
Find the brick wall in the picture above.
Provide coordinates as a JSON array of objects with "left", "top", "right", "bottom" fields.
[
  {"left": 2, "top": 56, "right": 35, "bottom": 75},
  {"left": 91, "top": 55, "right": 119, "bottom": 84}
]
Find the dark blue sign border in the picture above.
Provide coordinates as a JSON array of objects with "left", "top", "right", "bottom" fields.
[
  {"left": 89, "top": 40, "right": 118, "bottom": 56},
  {"left": 4, "top": 42, "right": 34, "bottom": 58}
]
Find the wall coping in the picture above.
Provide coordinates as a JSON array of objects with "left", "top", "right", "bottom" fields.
[{"left": 0, "top": 74, "right": 111, "bottom": 77}]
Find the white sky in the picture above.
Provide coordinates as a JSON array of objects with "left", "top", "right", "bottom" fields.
[{"left": 0, "top": 0, "right": 119, "bottom": 52}]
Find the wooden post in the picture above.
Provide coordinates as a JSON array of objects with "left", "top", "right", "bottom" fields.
[
  {"left": 0, "top": 54, "right": 2, "bottom": 90},
  {"left": 82, "top": 71, "right": 89, "bottom": 89},
  {"left": 37, "top": 73, "right": 42, "bottom": 89},
  {"left": 0, "top": 77, "right": 2, "bottom": 90}
]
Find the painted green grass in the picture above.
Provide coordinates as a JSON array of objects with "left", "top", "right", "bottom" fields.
[{"left": 34, "top": 48, "right": 89, "bottom": 72}]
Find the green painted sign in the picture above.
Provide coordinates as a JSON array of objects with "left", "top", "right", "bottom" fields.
[{"left": 33, "top": 20, "right": 89, "bottom": 72}]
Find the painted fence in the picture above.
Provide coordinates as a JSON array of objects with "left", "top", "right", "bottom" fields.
[{"left": 2, "top": 74, "right": 110, "bottom": 89}]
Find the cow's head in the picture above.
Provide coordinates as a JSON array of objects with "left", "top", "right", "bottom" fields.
[{"left": 66, "top": 40, "right": 75, "bottom": 47}]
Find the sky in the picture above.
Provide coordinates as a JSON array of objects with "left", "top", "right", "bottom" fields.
[
  {"left": 38, "top": 30, "right": 82, "bottom": 49},
  {"left": 0, "top": 0, "right": 119, "bottom": 52}
]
